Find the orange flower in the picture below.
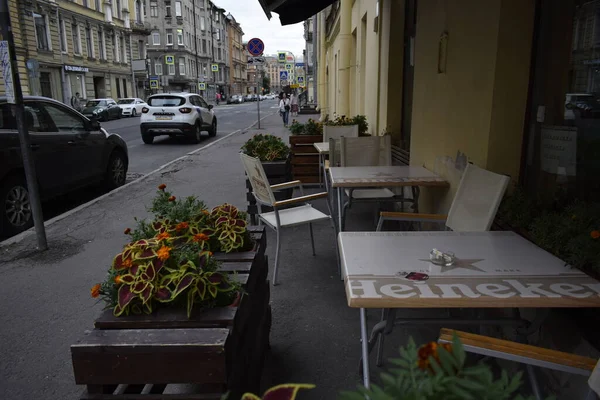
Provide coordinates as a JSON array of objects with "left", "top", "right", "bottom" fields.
[
  {"left": 208, "top": 251, "right": 213, "bottom": 256},
  {"left": 176, "top": 222, "right": 189, "bottom": 231},
  {"left": 90, "top": 284, "right": 101, "bottom": 298},
  {"left": 122, "top": 258, "right": 133, "bottom": 268},
  {"left": 157, "top": 245, "right": 172, "bottom": 261},
  {"left": 124, "top": 228, "right": 131, "bottom": 235},
  {"left": 156, "top": 232, "right": 171, "bottom": 241},
  {"left": 192, "top": 233, "right": 210, "bottom": 243},
  {"left": 591, "top": 230, "right": 600, "bottom": 239},
  {"left": 202, "top": 209, "right": 210, "bottom": 215},
  {"left": 114, "top": 275, "right": 123, "bottom": 285},
  {"left": 417, "top": 342, "right": 452, "bottom": 371},
  {"left": 168, "top": 196, "right": 176, "bottom": 202},
  {"left": 158, "top": 184, "right": 167, "bottom": 191}
]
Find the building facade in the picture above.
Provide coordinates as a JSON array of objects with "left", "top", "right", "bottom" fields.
[
  {"left": 226, "top": 13, "right": 247, "bottom": 96},
  {"left": 264, "top": 56, "right": 280, "bottom": 93},
  {"left": 303, "top": 16, "right": 317, "bottom": 102},
  {"left": 145, "top": 0, "right": 230, "bottom": 101},
  {"left": 1, "top": 0, "right": 150, "bottom": 105}
]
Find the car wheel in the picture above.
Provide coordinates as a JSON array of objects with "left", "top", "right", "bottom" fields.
[
  {"left": 191, "top": 122, "right": 202, "bottom": 144},
  {"left": 208, "top": 118, "right": 217, "bottom": 137},
  {"left": 104, "top": 150, "right": 128, "bottom": 190},
  {"left": 0, "top": 175, "right": 33, "bottom": 237},
  {"left": 142, "top": 132, "right": 154, "bottom": 144},
  {"left": 131, "top": 109, "right": 137, "bottom": 117}
]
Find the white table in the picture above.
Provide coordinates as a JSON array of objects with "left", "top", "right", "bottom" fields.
[
  {"left": 313, "top": 142, "right": 329, "bottom": 188},
  {"left": 329, "top": 166, "right": 448, "bottom": 231},
  {"left": 339, "top": 231, "right": 600, "bottom": 388}
]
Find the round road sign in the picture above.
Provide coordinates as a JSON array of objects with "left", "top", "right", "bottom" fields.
[{"left": 247, "top": 38, "right": 265, "bottom": 57}]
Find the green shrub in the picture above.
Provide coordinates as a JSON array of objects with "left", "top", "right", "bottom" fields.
[{"left": 241, "top": 134, "right": 290, "bottom": 161}]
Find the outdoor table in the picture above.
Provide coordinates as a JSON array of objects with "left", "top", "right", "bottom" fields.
[
  {"left": 339, "top": 231, "right": 600, "bottom": 388},
  {"left": 314, "top": 142, "right": 329, "bottom": 188},
  {"left": 329, "top": 166, "right": 448, "bottom": 231}
]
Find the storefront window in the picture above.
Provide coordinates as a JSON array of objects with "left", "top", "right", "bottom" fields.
[{"left": 523, "top": 0, "right": 600, "bottom": 206}]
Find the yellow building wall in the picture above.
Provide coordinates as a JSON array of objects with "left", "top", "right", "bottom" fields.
[{"left": 409, "top": 0, "right": 535, "bottom": 213}]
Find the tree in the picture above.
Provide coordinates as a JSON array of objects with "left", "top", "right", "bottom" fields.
[{"left": 262, "top": 76, "right": 271, "bottom": 93}]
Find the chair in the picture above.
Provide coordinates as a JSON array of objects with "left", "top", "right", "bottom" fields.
[
  {"left": 338, "top": 135, "right": 396, "bottom": 230},
  {"left": 240, "top": 153, "right": 335, "bottom": 286},
  {"left": 371, "top": 163, "right": 510, "bottom": 366},
  {"left": 321, "top": 125, "right": 359, "bottom": 191}
]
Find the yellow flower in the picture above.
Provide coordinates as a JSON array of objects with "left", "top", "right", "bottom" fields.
[
  {"left": 90, "top": 284, "right": 101, "bottom": 298},
  {"left": 157, "top": 246, "right": 172, "bottom": 261}
]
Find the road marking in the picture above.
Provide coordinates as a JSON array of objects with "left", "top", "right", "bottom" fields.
[{"left": 0, "top": 111, "right": 277, "bottom": 247}]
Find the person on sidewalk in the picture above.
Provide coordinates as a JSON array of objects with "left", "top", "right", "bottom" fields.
[
  {"left": 279, "top": 93, "right": 291, "bottom": 126},
  {"left": 290, "top": 92, "right": 299, "bottom": 116},
  {"left": 216, "top": 93, "right": 221, "bottom": 105}
]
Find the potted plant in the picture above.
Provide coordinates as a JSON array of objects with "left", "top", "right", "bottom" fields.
[
  {"left": 288, "top": 118, "right": 324, "bottom": 184},
  {"left": 323, "top": 114, "right": 370, "bottom": 137},
  {"left": 241, "top": 134, "right": 293, "bottom": 223}
]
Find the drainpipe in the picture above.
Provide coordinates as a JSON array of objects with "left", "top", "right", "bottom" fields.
[
  {"left": 129, "top": 34, "right": 137, "bottom": 97},
  {"left": 337, "top": 0, "right": 352, "bottom": 117},
  {"left": 312, "top": 14, "right": 317, "bottom": 104},
  {"left": 318, "top": 10, "right": 327, "bottom": 119},
  {"left": 56, "top": 7, "right": 69, "bottom": 104}
]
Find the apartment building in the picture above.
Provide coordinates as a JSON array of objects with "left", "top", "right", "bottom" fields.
[
  {"left": 226, "top": 13, "right": 247, "bottom": 96},
  {"left": 145, "top": 0, "right": 230, "bottom": 100},
  {"left": 264, "top": 56, "right": 280, "bottom": 93},
  {"left": 303, "top": 16, "right": 317, "bottom": 102},
  {"left": 0, "top": 0, "right": 150, "bottom": 103}
]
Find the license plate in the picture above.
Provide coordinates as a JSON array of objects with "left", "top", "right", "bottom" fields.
[{"left": 155, "top": 116, "right": 172, "bottom": 121}]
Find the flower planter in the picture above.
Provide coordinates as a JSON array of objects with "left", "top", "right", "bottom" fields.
[
  {"left": 245, "top": 158, "right": 293, "bottom": 225},
  {"left": 289, "top": 135, "right": 323, "bottom": 184},
  {"left": 71, "top": 226, "right": 271, "bottom": 400},
  {"left": 323, "top": 124, "right": 359, "bottom": 138}
]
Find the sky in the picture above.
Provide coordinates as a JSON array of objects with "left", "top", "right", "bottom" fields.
[{"left": 213, "top": 0, "right": 305, "bottom": 61}]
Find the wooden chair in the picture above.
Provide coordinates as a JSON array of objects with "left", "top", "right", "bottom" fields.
[
  {"left": 240, "top": 153, "right": 335, "bottom": 286},
  {"left": 439, "top": 328, "right": 599, "bottom": 400}
]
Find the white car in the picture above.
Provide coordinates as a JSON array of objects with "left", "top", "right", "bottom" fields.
[
  {"left": 140, "top": 93, "right": 217, "bottom": 144},
  {"left": 117, "top": 98, "right": 147, "bottom": 117}
]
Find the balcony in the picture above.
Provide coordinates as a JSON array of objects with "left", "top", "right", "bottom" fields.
[{"left": 131, "top": 20, "right": 151, "bottom": 35}]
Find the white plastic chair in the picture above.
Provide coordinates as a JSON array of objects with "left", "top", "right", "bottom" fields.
[
  {"left": 240, "top": 153, "right": 335, "bottom": 286},
  {"left": 321, "top": 125, "right": 359, "bottom": 192},
  {"left": 371, "top": 162, "right": 510, "bottom": 367}
]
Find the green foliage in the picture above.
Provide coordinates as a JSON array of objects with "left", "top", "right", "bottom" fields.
[
  {"left": 262, "top": 76, "right": 271, "bottom": 93},
  {"left": 498, "top": 186, "right": 539, "bottom": 229},
  {"left": 150, "top": 188, "right": 207, "bottom": 223},
  {"left": 339, "top": 335, "right": 535, "bottom": 400},
  {"left": 241, "top": 134, "right": 290, "bottom": 161},
  {"left": 324, "top": 114, "right": 370, "bottom": 136},
  {"left": 288, "top": 119, "right": 305, "bottom": 135},
  {"left": 287, "top": 118, "right": 324, "bottom": 136}
]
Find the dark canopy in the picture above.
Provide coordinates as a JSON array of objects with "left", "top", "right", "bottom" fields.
[{"left": 257, "top": 0, "right": 336, "bottom": 25}]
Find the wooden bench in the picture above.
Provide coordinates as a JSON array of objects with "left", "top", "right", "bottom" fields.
[
  {"left": 391, "top": 145, "right": 410, "bottom": 166},
  {"left": 439, "top": 328, "right": 598, "bottom": 376}
]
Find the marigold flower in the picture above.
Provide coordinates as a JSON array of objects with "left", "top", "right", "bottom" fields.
[
  {"left": 168, "top": 196, "right": 176, "bottom": 202},
  {"left": 122, "top": 258, "right": 133, "bottom": 268},
  {"left": 176, "top": 222, "right": 189, "bottom": 231},
  {"left": 158, "top": 184, "right": 167, "bottom": 191},
  {"left": 157, "top": 246, "right": 172, "bottom": 261},
  {"left": 124, "top": 228, "right": 131, "bottom": 235},
  {"left": 90, "top": 284, "right": 101, "bottom": 298},
  {"left": 417, "top": 342, "right": 452, "bottom": 372},
  {"left": 114, "top": 275, "right": 123, "bottom": 285},
  {"left": 156, "top": 232, "right": 171, "bottom": 241},
  {"left": 208, "top": 251, "right": 213, "bottom": 256},
  {"left": 193, "top": 233, "right": 210, "bottom": 243},
  {"left": 591, "top": 230, "right": 600, "bottom": 240},
  {"left": 202, "top": 209, "right": 210, "bottom": 215}
]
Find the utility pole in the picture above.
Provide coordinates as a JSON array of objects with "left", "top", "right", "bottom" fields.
[
  {"left": 256, "top": 67, "right": 261, "bottom": 128},
  {"left": 0, "top": 0, "right": 48, "bottom": 249}
]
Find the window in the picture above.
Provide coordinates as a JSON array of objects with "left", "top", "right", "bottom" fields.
[
  {"left": 165, "top": 3, "right": 171, "bottom": 17},
  {"left": 121, "top": 35, "right": 127, "bottom": 63},
  {"left": 166, "top": 30, "right": 173, "bottom": 45},
  {"left": 116, "top": 78, "right": 121, "bottom": 98},
  {"left": 59, "top": 17, "right": 67, "bottom": 53},
  {"left": 95, "top": 0, "right": 100, "bottom": 11},
  {"left": 99, "top": 30, "right": 106, "bottom": 59},
  {"left": 179, "top": 58, "right": 185, "bottom": 75},
  {"left": 138, "top": 40, "right": 145, "bottom": 59},
  {"left": 202, "top": 39, "right": 206, "bottom": 53},
  {"left": 34, "top": 14, "right": 50, "bottom": 50},
  {"left": 175, "top": 1, "right": 181, "bottom": 17},
  {"left": 150, "top": 4, "right": 158, "bottom": 17},
  {"left": 83, "top": 0, "right": 88, "bottom": 7},
  {"left": 217, "top": 48, "right": 221, "bottom": 61},
  {"left": 200, "top": 16, "right": 205, "bottom": 30},
  {"left": 147, "top": 95, "right": 185, "bottom": 106},
  {"left": 42, "top": 103, "right": 86, "bottom": 132},
  {"left": 135, "top": 0, "right": 142, "bottom": 22},
  {"left": 154, "top": 60, "right": 163, "bottom": 75},
  {"left": 168, "top": 64, "right": 175, "bottom": 75},
  {"left": 152, "top": 32, "right": 160, "bottom": 45},
  {"left": 215, "top": 11, "right": 219, "bottom": 22},
  {"left": 113, "top": 34, "right": 120, "bottom": 62},
  {"left": 85, "top": 27, "right": 94, "bottom": 58},
  {"left": 177, "top": 29, "right": 183, "bottom": 46},
  {"left": 72, "top": 23, "right": 81, "bottom": 55},
  {"left": 115, "top": 0, "right": 122, "bottom": 18}
]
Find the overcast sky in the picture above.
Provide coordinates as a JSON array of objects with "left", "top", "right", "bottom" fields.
[{"left": 214, "top": 0, "right": 305, "bottom": 61}]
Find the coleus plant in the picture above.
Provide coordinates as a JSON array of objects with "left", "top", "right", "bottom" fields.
[{"left": 211, "top": 203, "right": 248, "bottom": 253}]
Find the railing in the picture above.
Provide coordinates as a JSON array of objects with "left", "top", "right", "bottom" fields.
[{"left": 131, "top": 20, "right": 151, "bottom": 32}]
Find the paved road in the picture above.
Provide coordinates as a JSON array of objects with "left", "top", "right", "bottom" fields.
[{"left": 38, "top": 99, "right": 279, "bottom": 227}]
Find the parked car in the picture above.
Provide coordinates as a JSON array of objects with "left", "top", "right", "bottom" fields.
[
  {"left": 82, "top": 98, "right": 122, "bottom": 121},
  {"left": 140, "top": 93, "right": 217, "bottom": 144},
  {"left": 245, "top": 94, "right": 253, "bottom": 102},
  {"left": 0, "top": 96, "right": 129, "bottom": 237},
  {"left": 227, "top": 95, "right": 244, "bottom": 104},
  {"left": 117, "top": 98, "right": 147, "bottom": 117}
]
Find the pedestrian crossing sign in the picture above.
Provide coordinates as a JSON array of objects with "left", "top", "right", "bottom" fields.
[
  {"left": 149, "top": 79, "right": 159, "bottom": 89},
  {"left": 198, "top": 82, "right": 206, "bottom": 90},
  {"left": 285, "top": 63, "right": 292, "bottom": 71},
  {"left": 278, "top": 52, "right": 286, "bottom": 63},
  {"left": 165, "top": 55, "right": 175, "bottom": 65},
  {"left": 297, "top": 76, "right": 304, "bottom": 84},
  {"left": 211, "top": 64, "right": 219, "bottom": 72},
  {"left": 279, "top": 71, "right": 288, "bottom": 81}
]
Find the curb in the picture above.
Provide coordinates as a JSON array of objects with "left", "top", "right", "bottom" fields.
[{"left": 0, "top": 111, "right": 277, "bottom": 248}]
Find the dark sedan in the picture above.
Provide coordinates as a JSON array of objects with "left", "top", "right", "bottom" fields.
[
  {"left": 82, "top": 98, "right": 122, "bottom": 121},
  {"left": 0, "top": 96, "right": 129, "bottom": 237}
]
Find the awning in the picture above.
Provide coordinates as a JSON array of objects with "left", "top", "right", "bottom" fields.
[{"left": 258, "top": 0, "right": 336, "bottom": 26}]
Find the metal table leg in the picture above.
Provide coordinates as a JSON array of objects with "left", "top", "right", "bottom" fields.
[
  {"left": 360, "top": 308, "right": 371, "bottom": 389},
  {"left": 337, "top": 187, "right": 343, "bottom": 232},
  {"left": 318, "top": 153, "right": 324, "bottom": 188}
]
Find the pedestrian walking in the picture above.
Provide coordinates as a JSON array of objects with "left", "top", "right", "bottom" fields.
[
  {"left": 279, "top": 93, "right": 291, "bottom": 127},
  {"left": 290, "top": 92, "right": 299, "bottom": 116},
  {"left": 216, "top": 93, "right": 221, "bottom": 105}
]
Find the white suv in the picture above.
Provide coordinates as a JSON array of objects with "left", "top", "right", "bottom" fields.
[{"left": 140, "top": 93, "right": 217, "bottom": 144}]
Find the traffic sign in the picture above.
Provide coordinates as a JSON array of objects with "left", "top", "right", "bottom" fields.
[
  {"left": 247, "top": 56, "right": 266, "bottom": 65},
  {"left": 198, "top": 82, "right": 206, "bottom": 90},
  {"left": 297, "top": 76, "right": 304, "bottom": 84},
  {"left": 211, "top": 64, "right": 218, "bottom": 72},
  {"left": 285, "top": 63, "right": 292, "bottom": 71},
  {"left": 149, "top": 79, "right": 159, "bottom": 89},
  {"left": 247, "top": 38, "right": 265, "bottom": 56},
  {"left": 165, "top": 55, "right": 174, "bottom": 65},
  {"left": 279, "top": 71, "right": 288, "bottom": 81},
  {"left": 278, "top": 52, "right": 286, "bottom": 63}
]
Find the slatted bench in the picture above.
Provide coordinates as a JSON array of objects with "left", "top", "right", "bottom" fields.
[{"left": 391, "top": 145, "right": 410, "bottom": 166}]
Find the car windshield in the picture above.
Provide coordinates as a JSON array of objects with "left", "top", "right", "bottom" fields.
[
  {"left": 86, "top": 100, "right": 106, "bottom": 107},
  {"left": 118, "top": 99, "right": 134, "bottom": 104},
  {"left": 148, "top": 96, "right": 186, "bottom": 107}
]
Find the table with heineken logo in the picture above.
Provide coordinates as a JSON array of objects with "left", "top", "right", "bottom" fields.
[{"left": 338, "top": 231, "right": 600, "bottom": 388}]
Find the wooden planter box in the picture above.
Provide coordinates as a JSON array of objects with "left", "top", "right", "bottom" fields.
[
  {"left": 246, "top": 158, "right": 293, "bottom": 225},
  {"left": 289, "top": 135, "right": 323, "bottom": 184},
  {"left": 71, "top": 226, "right": 270, "bottom": 400}
]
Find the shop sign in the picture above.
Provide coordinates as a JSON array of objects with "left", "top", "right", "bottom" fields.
[{"left": 64, "top": 64, "right": 89, "bottom": 73}]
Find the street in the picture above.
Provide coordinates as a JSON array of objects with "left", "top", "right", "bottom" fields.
[{"left": 38, "top": 99, "right": 279, "bottom": 227}]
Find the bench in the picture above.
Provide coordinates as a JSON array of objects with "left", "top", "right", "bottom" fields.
[{"left": 391, "top": 145, "right": 410, "bottom": 166}]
